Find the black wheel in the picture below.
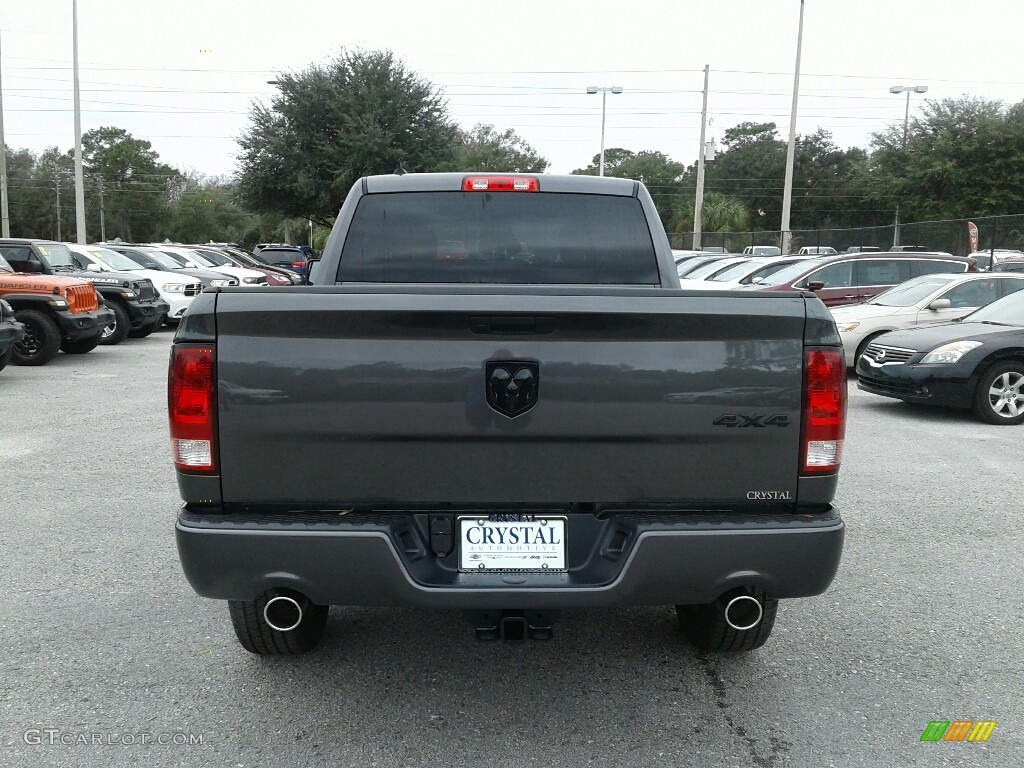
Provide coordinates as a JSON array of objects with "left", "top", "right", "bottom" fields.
[
  {"left": 228, "top": 589, "right": 329, "bottom": 655},
  {"left": 676, "top": 587, "right": 779, "bottom": 652},
  {"left": 99, "top": 302, "right": 130, "bottom": 345},
  {"left": 60, "top": 335, "right": 100, "bottom": 355},
  {"left": 0, "top": 346, "right": 12, "bottom": 372},
  {"left": 972, "top": 361, "right": 1024, "bottom": 425},
  {"left": 12, "top": 309, "right": 61, "bottom": 366}
]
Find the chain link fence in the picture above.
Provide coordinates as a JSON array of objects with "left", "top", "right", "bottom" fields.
[{"left": 668, "top": 214, "right": 1024, "bottom": 257}]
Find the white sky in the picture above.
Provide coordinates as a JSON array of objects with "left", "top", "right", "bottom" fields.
[{"left": 1, "top": 0, "right": 1022, "bottom": 179}]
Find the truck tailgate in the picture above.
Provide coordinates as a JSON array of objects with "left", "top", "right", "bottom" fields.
[{"left": 213, "top": 288, "right": 807, "bottom": 506}]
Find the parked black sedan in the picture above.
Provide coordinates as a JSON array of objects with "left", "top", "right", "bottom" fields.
[{"left": 856, "top": 289, "right": 1024, "bottom": 424}]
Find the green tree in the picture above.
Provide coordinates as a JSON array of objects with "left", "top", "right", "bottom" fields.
[
  {"left": 572, "top": 148, "right": 688, "bottom": 226},
  {"left": 452, "top": 123, "right": 549, "bottom": 173},
  {"left": 236, "top": 49, "right": 460, "bottom": 223},
  {"left": 671, "top": 192, "right": 749, "bottom": 233},
  {"left": 166, "top": 173, "right": 256, "bottom": 245},
  {"left": 78, "top": 126, "right": 179, "bottom": 242},
  {"left": 703, "top": 122, "right": 786, "bottom": 231},
  {"left": 865, "top": 96, "right": 1024, "bottom": 221}
]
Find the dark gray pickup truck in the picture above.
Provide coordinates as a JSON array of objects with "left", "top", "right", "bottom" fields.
[{"left": 171, "top": 173, "right": 847, "bottom": 655}]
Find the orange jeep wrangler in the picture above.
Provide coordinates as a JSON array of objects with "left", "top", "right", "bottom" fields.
[{"left": 0, "top": 252, "right": 113, "bottom": 365}]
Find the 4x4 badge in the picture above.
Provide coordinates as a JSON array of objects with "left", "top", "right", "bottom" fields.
[{"left": 486, "top": 361, "right": 539, "bottom": 418}]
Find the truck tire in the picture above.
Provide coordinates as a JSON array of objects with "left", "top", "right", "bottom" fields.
[
  {"left": 100, "top": 302, "right": 129, "bottom": 345},
  {"left": 12, "top": 309, "right": 61, "bottom": 366},
  {"left": 971, "top": 361, "right": 1024, "bottom": 425},
  {"left": 676, "top": 588, "right": 779, "bottom": 652},
  {"left": 60, "top": 335, "right": 101, "bottom": 355},
  {"left": 0, "top": 346, "right": 12, "bottom": 372},
  {"left": 228, "top": 590, "right": 329, "bottom": 655}
]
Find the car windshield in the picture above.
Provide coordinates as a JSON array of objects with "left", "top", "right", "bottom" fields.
[
  {"left": 142, "top": 250, "right": 189, "bottom": 271},
  {"left": 710, "top": 260, "right": 770, "bottom": 282},
  {"left": 0, "top": 254, "right": 12, "bottom": 273},
  {"left": 963, "top": 290, "right": 1024, "bottom": 325},
  {"left": 87, "top": 247, "right": 144, "bottom": 271},
  {"left": 36, "top": 243, "right": 76, "bottom": 268},
  {"left": 194, "top": 249, "right": 231, "bottom": 266},
  {"left": 686, "top": 259, "right": 744, "bottom": 280},
  {"left": 869, "top": 276, "right": 954, "bottom": 306},
  {"left": 753, "top": 258, "right": 824, "bottom": 286}
]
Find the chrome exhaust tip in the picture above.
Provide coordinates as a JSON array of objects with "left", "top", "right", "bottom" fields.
[
  {"left": 263, "top": 595, "right": 304, "bottom": 632},
  {"left": 723, "top": 594, "right": 763, "bottom": 631}
]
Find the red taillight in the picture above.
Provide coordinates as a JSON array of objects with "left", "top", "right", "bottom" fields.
[
  {"left": 292, "top": 261, "right": 305, "bottom": 268},
  {"left": 168, "top": 344, "right": 217, "bottom": 473},
  {"left": 462, "top": 176, "right": 539, "bottom": 192},
  {"left": 802, "top": 347, "right": 847, "bottom": 474}
]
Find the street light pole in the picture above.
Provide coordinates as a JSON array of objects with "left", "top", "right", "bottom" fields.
[
  {"left": 586, "top": 86, "right": 623, "bottom": 176},
  {"left": 779, "top": 0, "right": 806, "bottom": 255},
  {"left": 72, "top": 0, "right": 87, "bottom": 243},
  {"left": 889, "top": 84, "right": 928, "bottom": 248}
]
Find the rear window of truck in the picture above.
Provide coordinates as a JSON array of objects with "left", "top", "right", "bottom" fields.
[{"left": 336, "top": 192, "right": 659, "bottom": 284}]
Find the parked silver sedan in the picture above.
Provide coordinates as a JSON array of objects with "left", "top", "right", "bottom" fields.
[{"left": 831, "top": 272, "right": 1024, "bottom": 366}]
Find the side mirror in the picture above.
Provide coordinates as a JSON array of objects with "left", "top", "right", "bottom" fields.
[
  {"left": 807, "top": 280, "right": 825, "bottom": 291},
  {"left": 86, "top": 263, "right": 102, "bottom": 272},
  {"left": 928, "top": 298, "right": 952, "bottom": 310},
  {"left": 304, "top": 257, "right": 321, "bottom": 285}
]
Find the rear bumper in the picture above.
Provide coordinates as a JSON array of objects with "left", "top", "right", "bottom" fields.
[
  {"left": 176, "top": 507, "right": 844, "bottom": 608},
  {"left": 55, "top": 307, "right": 113, "bottom": 342}
]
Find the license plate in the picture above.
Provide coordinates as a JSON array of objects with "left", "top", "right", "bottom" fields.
[{"left": 458, "top": 516, "right": 567, "bottom": 572}]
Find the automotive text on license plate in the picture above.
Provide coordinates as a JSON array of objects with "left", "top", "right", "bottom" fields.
[{"left": 458, "top": 517, "right": 567, "bottom": 572}]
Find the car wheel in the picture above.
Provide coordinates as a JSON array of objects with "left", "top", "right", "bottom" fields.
[
  {"left": 0, "top": 346, "right": 12, "bottom": 372},
  {"left": 60, "top": 335, "right": 101, "bottom": 355},
  {"left": 11, "top": 309, "right": 61, "bottom": 366},
  {"left": 676, "top": 587, "right": 778, "bottom": 652},
  {"left": 228, "top": 589, "right": 329, "bottom": 655},
  {"left": 972, "top": 361, "right": 1024, "bottom": 425},
  {"left": 100, "top": 302, "right": 130, "bottom": 345}
]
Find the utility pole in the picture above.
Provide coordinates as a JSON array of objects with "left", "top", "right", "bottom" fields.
[
  {"left": 55, "top": 178, "right": 62, "bottom": 242},
  {"left": 72, "top": 0, "right": 87, "bottom": 243},
  {"left": 779, "top": 0, "right": 806, "bottom": 255},
  {"left": 0, "top": 27, "right": 10, "bottom": 237},
  {"left": 97, "top": 178, "right": 106, "bottom": 242},
  {"left": 692, "top": 65, "right": 710, "bottom": 251}
]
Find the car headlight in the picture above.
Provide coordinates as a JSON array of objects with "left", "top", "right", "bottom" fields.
[
  {"left": 210, "top": 279, "right": 232, "bottom": 287},
  {"left": 836, "top": 321, "right": 860, "bottom": 333},
  {"left": 921, "top": 340, "right": 982, "bottom": 364},
  {"left": 162, "top": 283, "right": 186, "bottom": 293},
  {"left": 48, "top": 298, "right": 69, "bottom": 309},
  {"left": 119, "top": 289, "right": 136, "bottom": 298},
  {"left": 242, "top": 276, "right": 260, "bottom": 284}
]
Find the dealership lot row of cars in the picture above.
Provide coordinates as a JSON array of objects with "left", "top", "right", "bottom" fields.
[
  {"left": 0, "top": 240, "right": 311, "bottom": 371},
  {"left": 5, "top": 241, "right": 1022, "bottom": 425},
  {"left": 674, "top": 248, "right": 1024, "bottom": 424}
]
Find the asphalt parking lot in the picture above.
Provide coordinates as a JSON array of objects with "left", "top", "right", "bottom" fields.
[{"left": 2, "top": 330, "right": 1021, "bottom": 768}]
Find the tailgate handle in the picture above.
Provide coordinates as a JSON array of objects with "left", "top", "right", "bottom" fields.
[{"left": 470, "top": 316, "right": 555, "bottom": 335}]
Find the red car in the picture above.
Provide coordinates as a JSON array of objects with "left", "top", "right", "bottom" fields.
[{"left": 743, "top": 252, "right": 976, "bottom": 307}]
